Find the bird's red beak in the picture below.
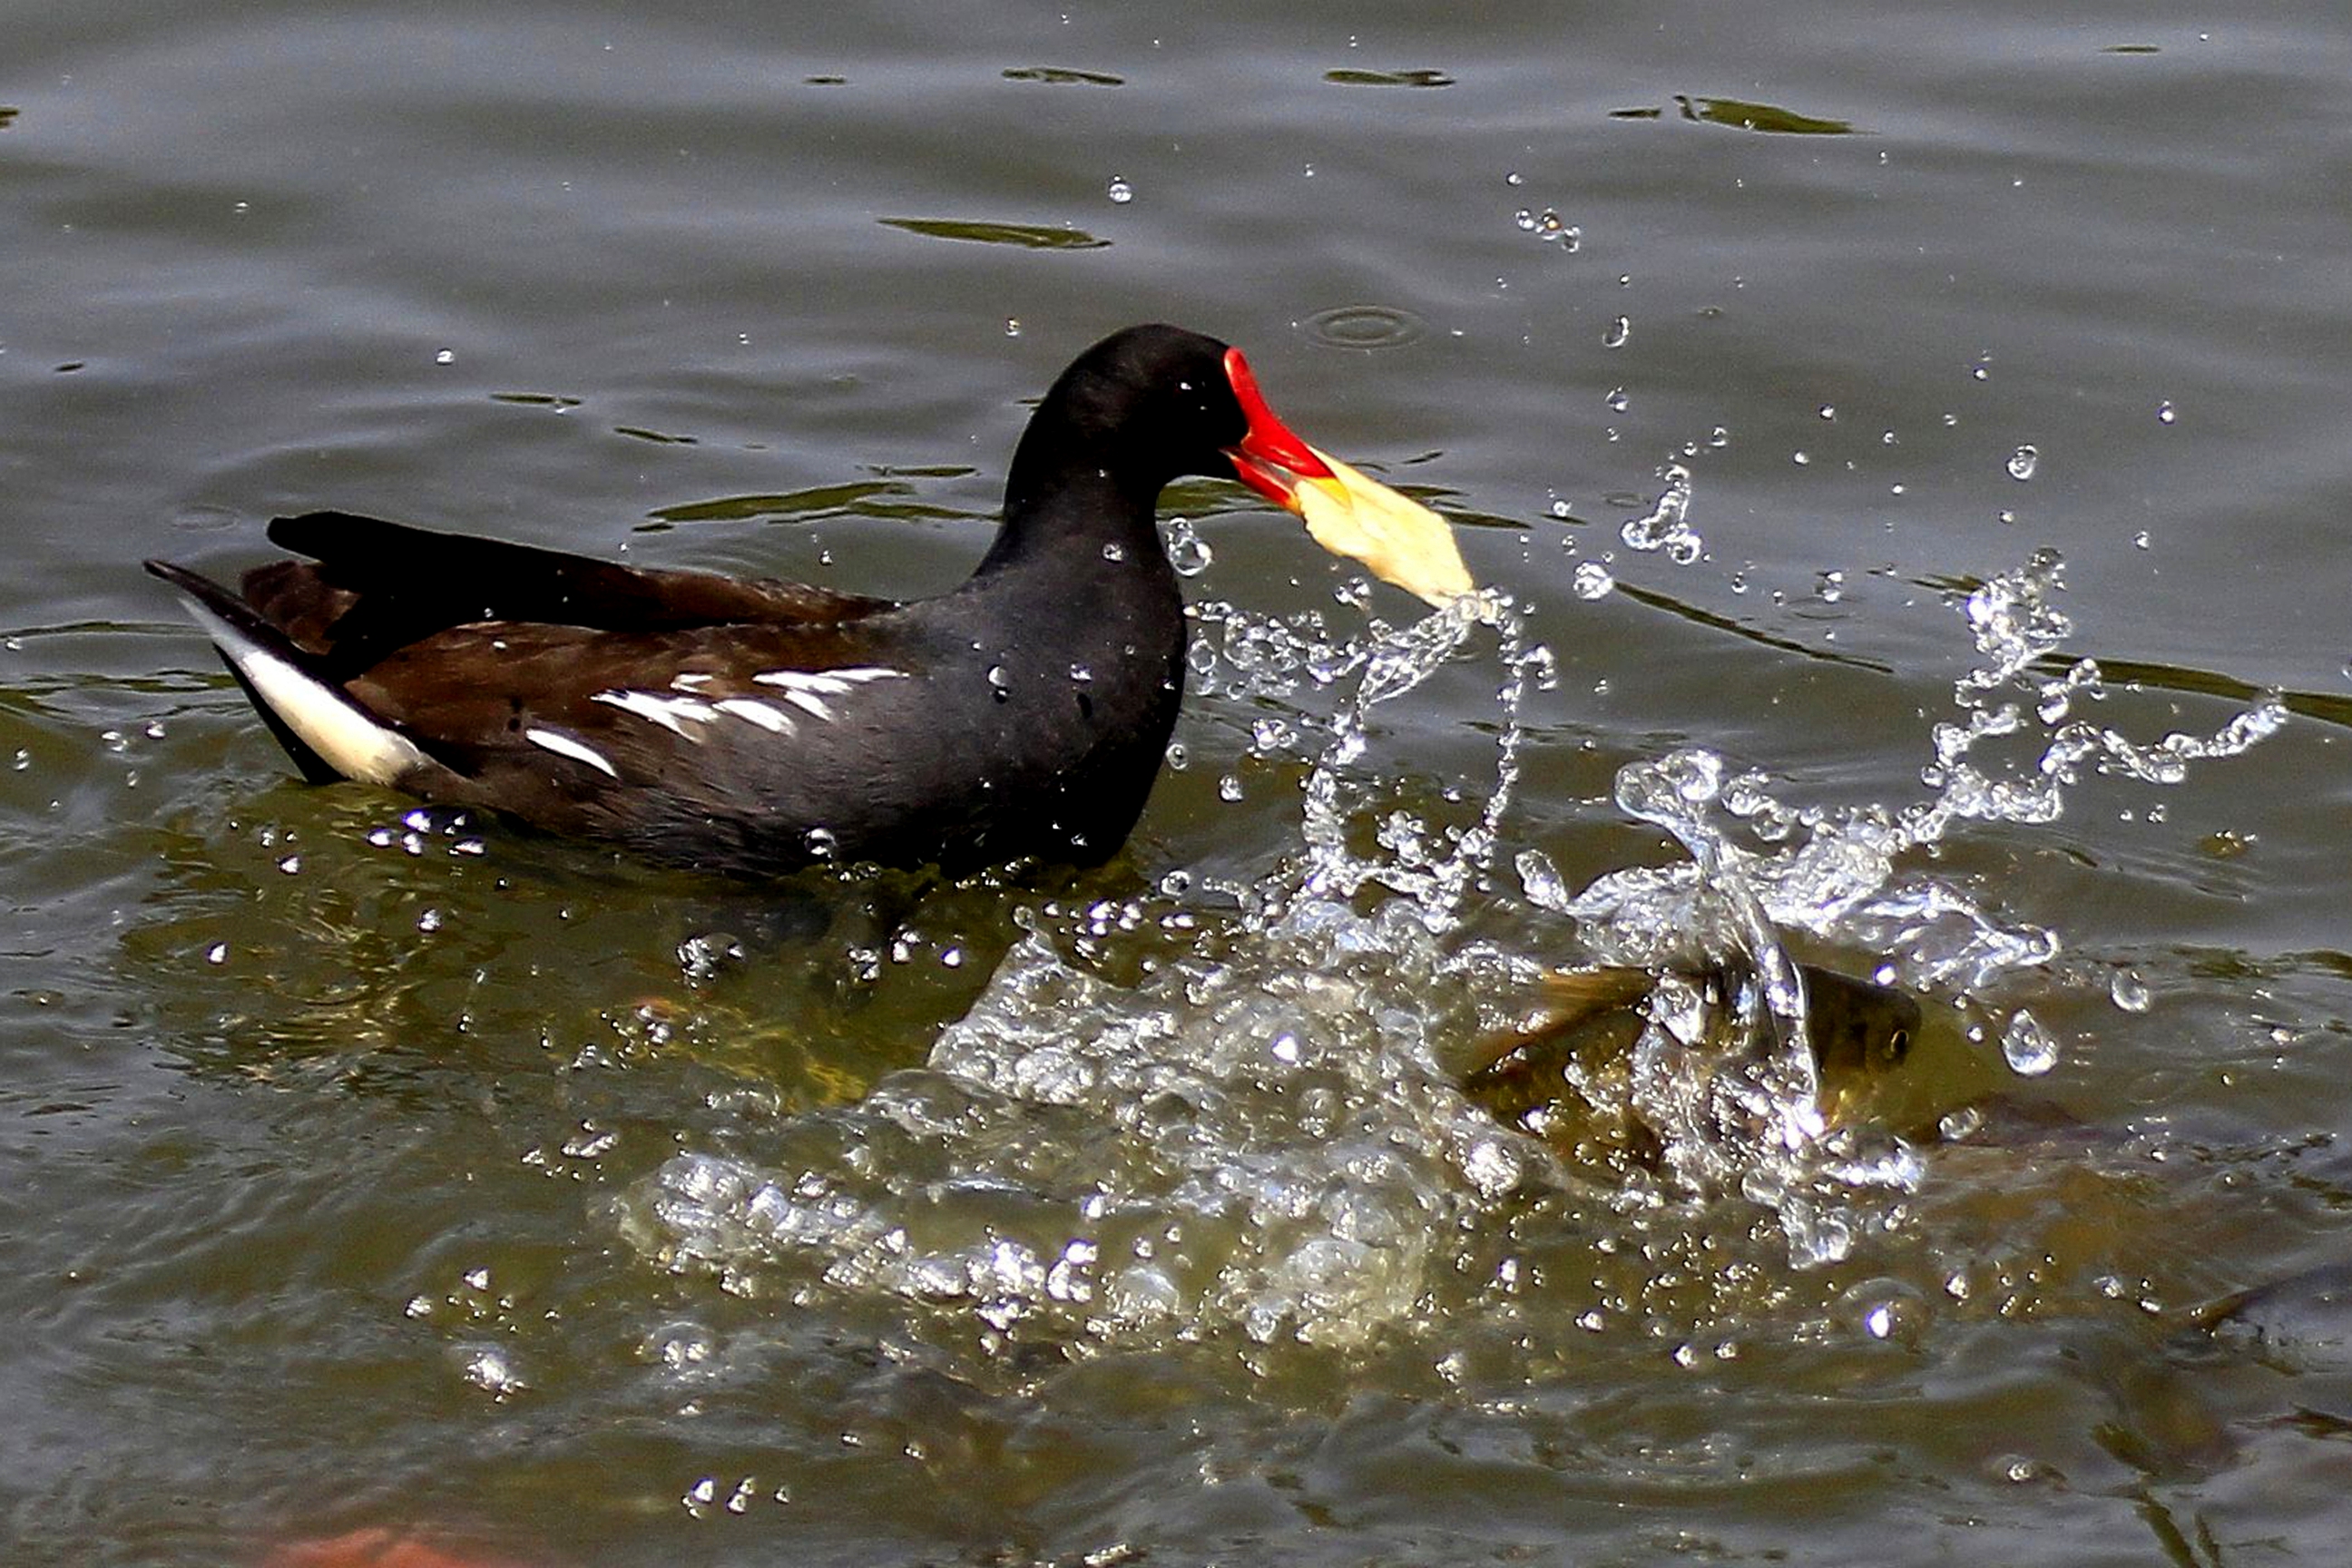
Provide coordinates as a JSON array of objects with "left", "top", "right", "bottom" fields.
[
  {"left": 1221, "top": 347, "right": 1336, "bottom": 509},
  {"left": 1218, "top": 346, "right": 1475, "bottom": 608}
]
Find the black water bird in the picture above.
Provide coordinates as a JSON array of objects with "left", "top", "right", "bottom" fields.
[{"left": 147, "top": 325, "right": 1473, "bottom": 875}]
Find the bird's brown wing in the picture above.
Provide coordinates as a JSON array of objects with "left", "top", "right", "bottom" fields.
[{"left": 248, "top": 510, "right": 898, "bottom": 678}]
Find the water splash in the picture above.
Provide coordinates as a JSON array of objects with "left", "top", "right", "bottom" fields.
[
  {"left": 1288, "top": 593, "right": 1533, "bottom": 916},
  {"left": 1512, "top": 207, "right": 1580, "bottom": 250},
  {"left": 638, "top": 898, "right": 1511, "bottom": 1363},
  {"left": 627, "top": 550, "right": 2282, "bottom": 1361},
  {"left": 1543, "top": 550, "right": 2281, "bottom": 1254},
  {"left": 633, "top": 594, "right": 1533, "bottom": 1365},
  {"left": 1182, "top": 585, "right": 1535, "bottom": 926},
  {"left": 1570, "top": 551, "right": 2281, "bottom": 988},
  {"left": 1619, "top": 462, "right": 1700, "bottom": 564}
]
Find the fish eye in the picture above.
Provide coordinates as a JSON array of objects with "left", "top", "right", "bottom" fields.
[{"left": 1882, "top": 1027, "right": 1911, "bottom": 1063}]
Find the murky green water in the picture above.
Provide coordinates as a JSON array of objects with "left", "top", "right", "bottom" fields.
[{"left": 7, "top": 4, "right": 2352, "bottom": 1564}]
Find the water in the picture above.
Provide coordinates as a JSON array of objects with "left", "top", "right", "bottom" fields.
[{"left": 8, "top": 2, "right": 2352, "bottom": 1563}]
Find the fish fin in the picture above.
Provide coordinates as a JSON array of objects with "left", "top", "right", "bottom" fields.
[
  {"left": 1456, "top": 966, "right": 1657, "bottom": 1081},
  {"left": 1536, "top": 965, "right": 1661, "bottom": 1019}
]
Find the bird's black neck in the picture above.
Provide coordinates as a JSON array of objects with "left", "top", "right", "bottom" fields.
[{"left": 975, "top": 430, "right": 1171, "bottom": 580}]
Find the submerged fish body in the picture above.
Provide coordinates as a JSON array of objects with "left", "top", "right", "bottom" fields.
[{"left": 1460, "top": 959, "right": 1966, "bottom": 1173}]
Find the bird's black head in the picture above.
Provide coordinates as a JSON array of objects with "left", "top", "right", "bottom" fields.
[
  {"left": 1031, "top": 323, "right": 1249, "bottom": 492},
  {"left": 985, "top": 322, "right": 1473, "bottom": 605}
]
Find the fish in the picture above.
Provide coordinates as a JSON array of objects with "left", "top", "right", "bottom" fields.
[{"left": 1457, "top": 959, "right": 1973, "bottom": 1171}]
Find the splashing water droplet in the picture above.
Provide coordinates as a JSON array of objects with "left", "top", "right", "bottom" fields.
[
  {"left": 1620, "top": 464, "right": 1699, "bottom": 562},
  {"left": 2006, "top": 445, "right": 2039, "bottom": 481},
  {"left": 1602, "top": 316, "right": 1631, "bottom": 348},
  {"left": 2157, "top": 400, "right": 2176, "bottom": 425},
  {"left": 1165, "top": 515, "right": 1213, "bottom": 576},
  {"left": 461, "top": 1346, "right": 526, "bottom": 1396},
  {"left": 1572, "top": 562, "right": 1615, "bottom": 600},
  {"left": 1106, "top": 177, "right": 1133, "bottom": 203},
  {"left": 2001, "top": 1009, "right": 2060, "bottom": 1075},
  {"left": 2110, "top": 970, "right": 2151, "bottom": 1013},
  {"left": 1515, "top": 848, "right": 1573, "bottom": 912}
]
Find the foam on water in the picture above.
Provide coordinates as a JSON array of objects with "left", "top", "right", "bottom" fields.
[{"left": 630, "top": 552, "right": 2283, "bottom": 1360}]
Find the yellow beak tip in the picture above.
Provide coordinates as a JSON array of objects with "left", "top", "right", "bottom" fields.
[{"left": 1291, "top": 450, "right": 1476, "bottom": 610}]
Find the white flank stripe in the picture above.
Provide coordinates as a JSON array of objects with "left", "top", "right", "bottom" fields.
[
  {"left": 751, "top": 666, "right": 908, "bottom": 695},
  {"left": 176, "top": 598, "right": 427, "bottom": 787},
  {"left": 714, "top": 697, "right": 794, "bottom": 733},
  {"left": 773, "top": 688, "right": 835, "bottom": 720},
  {"left": 750, "top": 665, "right": 907, "bottom": 722},
  {"left": 524, "top": 727, "right": 619, "bottom": 778},
  {"left": 593, "top": 689, "right": 720, "bottom": 740}
]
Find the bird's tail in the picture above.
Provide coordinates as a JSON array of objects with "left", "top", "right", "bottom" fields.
[{"left": 144, "top": 558, "right": 428, "bottom": 788}]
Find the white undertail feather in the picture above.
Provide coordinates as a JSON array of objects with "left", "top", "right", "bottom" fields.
[{"left": 175, "top": 597, "right": 429, "bottom": 787}]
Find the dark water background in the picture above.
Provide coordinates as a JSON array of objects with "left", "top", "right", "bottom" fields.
[{"left": 6, "top": 3, "right": 2352, "bottom": 1564}]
